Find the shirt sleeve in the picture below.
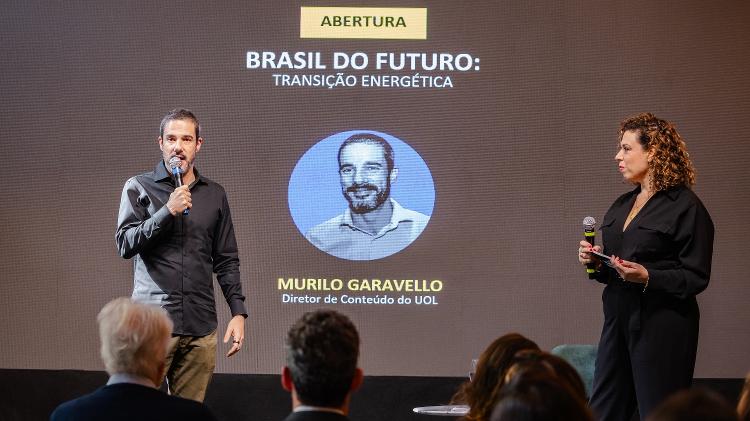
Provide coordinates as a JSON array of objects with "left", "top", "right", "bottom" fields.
[
  {"left": 212, "top": 192, "right": 247, "bottom": 317},
  {"left": 646, "top": 200, "right": 714, "bottom": 299},
  {"left": 115, "top": 177, "right": 174, "bottom": 259}
]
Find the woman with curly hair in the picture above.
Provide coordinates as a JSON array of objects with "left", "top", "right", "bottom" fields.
[
  {"left": 451, "top": 333, "right": 539, "bottom": 421},
  {"left": 577, "top": 113, "right": 714, "bottom": 420}
]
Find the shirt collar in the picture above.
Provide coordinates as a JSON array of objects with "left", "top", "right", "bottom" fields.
[
  {"left": 663, "top": 185, "right": 683, "bottom": 201},
  {"left": 341, "top": 198, "right": 415, "bottom": 229},
  {"left": 106, "top": 373, "right": 156, "bottom": 388},
  {"left": 631, "top": 184, "right": 683, "bottom": 201},
  {"left": 151, "top": 160, "right": 204, "bottom": 185},
  {"left": 293, "top": 405, "right": 345, "bottom": 415}
]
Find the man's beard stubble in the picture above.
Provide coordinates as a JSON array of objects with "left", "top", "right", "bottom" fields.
[{"left": 344, "top": 182, "right": 390, "bottom": 214}]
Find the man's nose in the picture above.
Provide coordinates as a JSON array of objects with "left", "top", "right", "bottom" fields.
[
  {"left": 353, "top": 169, "right": 367, "bottom": 184},
  {"left": 173, "top": 140, "right": 184, "bottom": 152}
]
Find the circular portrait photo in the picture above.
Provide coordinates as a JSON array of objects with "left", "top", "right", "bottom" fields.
[{"left": 289, "top": 130, "right": 435, "bottom": 261}]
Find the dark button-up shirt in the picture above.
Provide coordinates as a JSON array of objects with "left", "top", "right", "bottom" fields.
[
  {"left": 116, "top": 161, "right": 246, "bottom": 336},
  {"left": 595, "top": 184, "right": 714, "bottom": 300}
]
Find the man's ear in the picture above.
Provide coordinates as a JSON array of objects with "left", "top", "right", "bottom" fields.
[
  {"left": 152, "top": 360, "right": 166, "bottom": 388},
  {"left": 281, "top": 366, "right": 294, "bottom": 392},
  {"left": 350, "top": 368, "right": 364, "bottom": 392},
  {"left": 389, "top": 168, "right": 399, "bottom": 184},
  {"left": 195, "top": 137, "right": 204, "bottom": 154}
]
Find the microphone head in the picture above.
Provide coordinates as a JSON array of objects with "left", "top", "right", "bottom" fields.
[
  {"left": 583, "top": 216, "right": 596, "bottom": 230},
  {"left": 168, "top": 156, "right": 182, "bottom": 174}
]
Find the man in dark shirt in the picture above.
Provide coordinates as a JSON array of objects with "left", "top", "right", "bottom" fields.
[
  {"left": 116, "top": 109, "right": 247, "bottom": 401},
  {"left": 51, "top": 297, "right": 217, "bottom": 421},
  {"left": 281, "top": 309, "right": 363, "bottom": 421}
]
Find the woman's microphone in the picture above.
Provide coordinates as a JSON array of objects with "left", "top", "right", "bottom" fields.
[{"left": 583, "top": 216, "right": 596, "bottom": 279}]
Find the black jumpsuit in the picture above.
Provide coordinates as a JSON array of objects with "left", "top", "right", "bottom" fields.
[{"left": 589, "top": 184, "right": 714, "bottom": 421}]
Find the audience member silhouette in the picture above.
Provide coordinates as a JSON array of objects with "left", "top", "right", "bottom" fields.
[
  {"left": 281, "top": 309, "right": 362, "bottom": 421},
  {"left": 738, "top": 372, "right": 750, "bottom": 421},
  {"left": 646, "top": 388, "right": 737, "bottom": 421},
  {"left": 452, "top": 333, "right": 539, "bottom": 421},
  {"left": 50, "top": 297, "right": 216, "bottom": 421}
]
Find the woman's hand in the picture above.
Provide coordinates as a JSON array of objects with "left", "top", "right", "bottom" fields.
[
  {"left": 611, "top": 256, "right": 649, "bottom": 284},
  {"left": 578, "top": 241, "right": 603, "bottom": 265}
]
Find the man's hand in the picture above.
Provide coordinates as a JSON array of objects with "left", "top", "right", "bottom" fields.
[
  {"left": 166, "top": 185, "right": 192, "bottom": 215},
  {"left": 223, "top": 315, "right": 245, "bottom": 357}
]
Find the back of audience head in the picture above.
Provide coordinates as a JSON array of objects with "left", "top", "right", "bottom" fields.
[
  {"left": 282, "top": 309, "right": 362, "bottom": 410},
  {"left": 646, "top": 388, "right": 738, "bottom": 421},
  {"left": 98, "top": 297, "right": 173, "bottom": 387},
  {"left": 490, "top": 365, "right": 593, "bottom": 421},
  {"left": 739, "top": 372, "right": 750, "bottom": 421},
  {"left": 503, "top": 350, "right": 587, "bottom": 402},
  {"left": 454, "top": 333, "right": 539, "bottom": 421}
]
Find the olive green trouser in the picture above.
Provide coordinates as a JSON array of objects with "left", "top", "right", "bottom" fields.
[{"left": 163, "top": 330, "right": 217, "bottom": 402}]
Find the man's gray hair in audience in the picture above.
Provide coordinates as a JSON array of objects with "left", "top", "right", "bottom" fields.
[{"left": 98, "top": 297, "right": 173, "bottom": 380}]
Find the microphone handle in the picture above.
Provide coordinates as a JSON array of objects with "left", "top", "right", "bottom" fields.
[
  {"left": 172, "top": 168, "right": 189, "bottom": 216},
  {"left": 584, "top": 229, "right": 596, "bottom": 279}
]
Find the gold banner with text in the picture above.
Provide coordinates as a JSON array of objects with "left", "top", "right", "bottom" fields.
[{"left": 300, "top": 7, "right": 427, "bottom": 39}]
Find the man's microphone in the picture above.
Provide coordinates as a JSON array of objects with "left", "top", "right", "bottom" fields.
[
  {"left": 168, "top": 156, "right": 189, "bottom": 216},
  {"left": 583, "top": 216, "right": 596, "bottom": 279}
]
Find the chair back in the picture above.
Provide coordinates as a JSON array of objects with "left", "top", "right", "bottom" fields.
[{"left": 550, "top": 344, "right": 597, "bottom": 398}]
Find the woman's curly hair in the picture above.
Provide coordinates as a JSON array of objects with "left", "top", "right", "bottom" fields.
[{"left": 620, "top": 112, "right": 696, "bottom": 192}]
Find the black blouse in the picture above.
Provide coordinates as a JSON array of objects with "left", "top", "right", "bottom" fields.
[{"left": 595, "top": 184, "right": 714, "bottom": 300}]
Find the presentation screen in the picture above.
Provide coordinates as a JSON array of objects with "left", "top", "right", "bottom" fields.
[{"left": 1, "top": 1, "right": 748, "bottom": 377}]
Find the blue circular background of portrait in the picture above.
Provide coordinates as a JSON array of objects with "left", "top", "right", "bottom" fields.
[{"left": 288, "top": 130, "right": 435, "bottom": 257}]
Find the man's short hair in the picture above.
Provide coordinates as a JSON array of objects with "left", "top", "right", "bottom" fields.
[
  {"left": 98, "top": 297, "right": 173, "bottom": 378},
  {"left": 160, "top": 108, "right": 200, "bottom": 139},
  {"left": 285, "top": 309, "right": 360, "bottom": 407},
  {"left": 338, "top": 133, "right": 395, "bottom": 173}
]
